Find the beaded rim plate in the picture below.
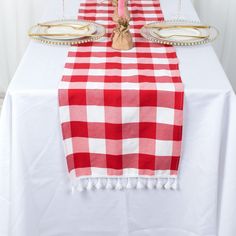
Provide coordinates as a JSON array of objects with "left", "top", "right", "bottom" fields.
[
  {"left": 41, "top": 20, "right": 97, "bottom": 40},
  {"left": 28, "top": 19, "right": 106, "bottom": 46},
  {"left": 140, "top": 20, "right": 219, "bottom": 46}
]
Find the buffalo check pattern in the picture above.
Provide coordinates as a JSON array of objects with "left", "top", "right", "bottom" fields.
[{"left": 58, "top": 0, "right": 184, "bottom": 190}]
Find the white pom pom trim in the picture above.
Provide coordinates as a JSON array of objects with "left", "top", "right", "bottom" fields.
[
  {"left": 136, "top": 178, "right": 145, "bottom": 189},
  {"left": 126, "top": 178, "right": 133, "bottom": 189},
  {"left": 70, "top": 176, "right": 178, "bottom": 192},
  {"left": 115, "top": 178, "right": 123, "bottom": 190}
]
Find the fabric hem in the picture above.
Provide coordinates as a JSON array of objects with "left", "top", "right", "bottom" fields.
[{"left": 69, "top": 176, "right": 178, "bottom": 193}]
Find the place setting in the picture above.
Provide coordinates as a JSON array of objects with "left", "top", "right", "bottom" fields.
[
  {"left": 140, "top": 0, "right": 219, "bottom": 46},
  {"left": 28, "top": 0, "right": 106, "bottom": 45}
]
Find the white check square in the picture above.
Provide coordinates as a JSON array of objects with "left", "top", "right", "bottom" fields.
[
  {"left": 122, "top": 107, "right": 140, "bottom": 123},
  {"left": 123, "top": 168, "right": 139, "bottom": 176},
  {"left": 91, "top": 167, "right": 107, "bottom": 176},
  {"left": 123, "top": 138, "right": 139, "bottom": 154},
  {"left": 155, "top": 140, "right": 173, "bottom": 156},
  {"left": 154, "top": 69, "right": 171, "bottom": 77},
  {"left": 121, "top": 57, "right": 138, "bottom": 64},
  {"left": 157, "top": 107, "right": 175, "bottom": 125},
  {"left": 86, "top": 82, "right": 104, "bottom": 89},
  {"left": 87, "top": 106, "right": 105, "bottom": 122},
  {"left": 156, "top": 83, "right": 175, "bottom": 91},
  {"left": 121, "top": 69, "right": 138, "bottom": 77},
  {"left": 90, "top": 57, "right": 105, "bottom": 64},
  {"left": 64, "top": 138, "right": 73, "bottom": 156},
  {"left": 121, "top": 83, "right": 139, "bottom": 90},
  {"left": 89, "top": 69, "right": 106, "bottom": 76},
  {"left": 59, "top": 106, "right": 70, "bottom": 123},
  {"left": 89, "top": 138, "right": 106, "bottom": 154}
]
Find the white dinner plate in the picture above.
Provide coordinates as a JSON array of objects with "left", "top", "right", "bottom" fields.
[
  {"left": 149, "top": 27, "right": 208, "bottom": 42},
  {"left": 28, "top": 19, "right": 106, "bottom": 46},
  {"left": 140, "top": 20, "right": 219, "bottom": 46},
  {"left": 36, "top": 20, "right": 97, "bottom": 40}
]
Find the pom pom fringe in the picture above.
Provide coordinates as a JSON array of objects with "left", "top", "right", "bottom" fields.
[
  {"left": 126, "top": 178, "right": 133, "bottom": 189},
  {"left": 106, "top": 178, "right": 113, "bottom": 190},
  {"left": 87, "top": 179, "right": 94, "bottom": 190},
  {"left": 70, "top": 177, "right": 178, "bottom": 192}
]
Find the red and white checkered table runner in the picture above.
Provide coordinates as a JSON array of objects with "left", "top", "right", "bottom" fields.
[{"left": 59, "top": 0, "right": 184, "bottom": 191}]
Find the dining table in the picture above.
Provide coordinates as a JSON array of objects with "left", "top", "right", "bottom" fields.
[{"left": 0, "top": 0, "right": 236, "bottom": 235}]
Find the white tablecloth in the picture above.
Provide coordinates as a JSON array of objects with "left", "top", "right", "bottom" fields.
[{"left": 1, "top": 0, "right": 236, "bottom": 235}]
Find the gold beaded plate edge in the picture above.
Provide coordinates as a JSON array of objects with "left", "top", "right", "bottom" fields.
[
  {"left": 140, "top": 20, "right": 219, "bottom": 46},
  {"left": 28, "top": 19, "right": 106, "bottom": 46}
]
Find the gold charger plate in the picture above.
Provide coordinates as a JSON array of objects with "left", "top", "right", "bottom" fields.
[
  {"left": 28, "top": 19, "right": 106, "bottom": 45},
  {"left": 140, "top": 20, "right": 219, "bottom": 46}
]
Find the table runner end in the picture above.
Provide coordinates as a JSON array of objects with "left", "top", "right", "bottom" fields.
[{"left": 69, "top": 177, "right": 178, "bottom": 192}]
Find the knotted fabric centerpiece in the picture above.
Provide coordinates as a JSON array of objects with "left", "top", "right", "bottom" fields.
[
  {"left": 59, "top": 0, "right": 184, "bottom": 191},
  {"left": 112, "top": 18, "right": 133, "bottom": 50}
]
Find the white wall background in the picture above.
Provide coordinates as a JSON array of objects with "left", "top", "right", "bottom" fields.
[
  {"left": 0, "top": 0, "right": 235, "bottom": 97},
  {"left": 192, "top": 0, "right": 236, "bottom": 91},
  {"left": 0, "top": 0, "right": 46, "bottom": 97}
]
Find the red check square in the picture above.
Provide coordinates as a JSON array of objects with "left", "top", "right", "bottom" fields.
[{"left": 140, "top": 90, "right": 157, "bottom": 107}]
